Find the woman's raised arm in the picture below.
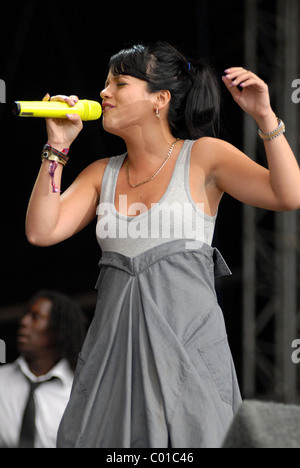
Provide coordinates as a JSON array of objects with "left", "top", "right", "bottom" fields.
[
  {"left": 25, "top": 94, "right": 107, "bottom": 246},
  {"left": 214, "top": 69, "right": 300, "bottom": 211}
]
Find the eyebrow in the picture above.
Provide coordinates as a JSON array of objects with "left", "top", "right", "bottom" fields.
[
  {"left": 105, "top": 75, "right": 117, "bottom": 88},
  {"left": 105, "top": 75, "right": 129, "bottom": 88}
]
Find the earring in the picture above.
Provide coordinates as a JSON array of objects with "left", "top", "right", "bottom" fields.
[{"left": 156, "top": 108, "right": 161, "bottom": 120}]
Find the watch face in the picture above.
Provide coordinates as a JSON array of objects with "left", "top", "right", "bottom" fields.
[{"left": 43, "top": 151, "right": 49, "bottom": 158}]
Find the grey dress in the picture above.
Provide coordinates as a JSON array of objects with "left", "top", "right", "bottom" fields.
[{"left": 57, "top": 141, "right": 242, "bottom": 448}]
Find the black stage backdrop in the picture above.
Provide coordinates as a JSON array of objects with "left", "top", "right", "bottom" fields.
[{"left": 0, "top": 1, "right": 245, "bottom": 371}]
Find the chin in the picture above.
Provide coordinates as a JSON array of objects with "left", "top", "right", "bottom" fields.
[{"left": 102, "top": 120, "right": 125, "bottom": 139}]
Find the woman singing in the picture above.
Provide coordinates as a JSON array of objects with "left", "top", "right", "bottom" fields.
[{"left": 26, "top": 42, "right": 300, "bottom": 448}]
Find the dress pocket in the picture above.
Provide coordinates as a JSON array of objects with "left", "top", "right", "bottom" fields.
[{"left": 198, "top": 337, "right": 233, "bottom": 406}]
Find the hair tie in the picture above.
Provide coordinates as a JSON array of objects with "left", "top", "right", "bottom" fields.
[{"left": 188, "top": 62, "right": 191, "bottom": 71}]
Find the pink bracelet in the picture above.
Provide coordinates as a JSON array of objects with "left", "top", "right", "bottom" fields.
[
  {"left": 41, "top": 143, "right": 70, "bottom": 194},
  {"left": 49, "top": 161, "right": 61, "bottom": 194}
]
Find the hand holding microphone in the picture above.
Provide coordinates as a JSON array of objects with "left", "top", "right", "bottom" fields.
[
  {"left": 37, "top": 94, "right": 87, "bottom": 151},
  {"left": 13, "top": 94, "right": 103, "bottom": 157},
  {"left": 14, "top": 94, "right": 102, "bottom": 193}
]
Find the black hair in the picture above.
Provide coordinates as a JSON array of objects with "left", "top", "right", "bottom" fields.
[
  {"left": 109, "top": 42, "right": 221, "bottom": 140},
  {"left": 28, "top": 290, "right": 86, "bottom": 371}
]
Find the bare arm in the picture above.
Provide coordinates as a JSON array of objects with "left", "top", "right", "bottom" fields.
[
  {"left": 212, "top": 69, "right": 300, "bottom": 211},
  {"left": 26, "top": 158, "right": 108, "bottom": 246},
  {"left": 26, "top": 95, "right": 108, "bottom": 246}
]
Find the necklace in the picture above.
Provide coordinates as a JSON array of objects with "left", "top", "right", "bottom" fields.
[{"left": 126, "top": 138, "right": 180, "bottom": 189}]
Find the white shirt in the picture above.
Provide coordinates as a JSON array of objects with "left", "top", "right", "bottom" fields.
[{"left": 0, "top": 357, "right": 74, "bottom": 448}]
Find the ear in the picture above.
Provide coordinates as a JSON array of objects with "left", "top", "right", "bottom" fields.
[{"left": 154, "top": 89, "right": 171, "bottom": 111}]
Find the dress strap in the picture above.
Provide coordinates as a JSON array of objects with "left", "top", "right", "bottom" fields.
[{"left": 99, "top": 154, "right": 126, "bottom": 205}]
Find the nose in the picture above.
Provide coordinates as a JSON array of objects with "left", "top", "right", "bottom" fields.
[
  {"left": 19, "top": 312, "right": 30, "bottom": 328},
  {"left": 100, "top": 85, "right": 112, "bottom": 101}
]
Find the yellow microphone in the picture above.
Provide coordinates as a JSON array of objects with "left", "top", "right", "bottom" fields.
[{"left": 13, "top": 99, "right": 102, "bottom": 121}]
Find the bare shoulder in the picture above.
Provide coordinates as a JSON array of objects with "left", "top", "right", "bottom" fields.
[
  {"left": 74, "top": 157, "right": 110, "bottom": 194},
  {"left": 191, "top": 137, "right": 251, "bottom": 181},
  {"left": 192, "top": 137, "right": 243, "bottom": 163},
  {"left": 81, "top": 157, "right": 110, "bottom": 176}
]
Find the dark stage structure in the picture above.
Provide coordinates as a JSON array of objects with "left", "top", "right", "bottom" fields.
[{"left": 0, "top": 0, "right": 299, "bottom": 405}]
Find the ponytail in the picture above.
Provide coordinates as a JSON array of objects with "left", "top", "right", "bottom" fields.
[
  {"left": 109, "top": 42, "right": 221, "bottom": 140},
  {"left": 184, "top": 61, "right": 221, "bottom": 139}
]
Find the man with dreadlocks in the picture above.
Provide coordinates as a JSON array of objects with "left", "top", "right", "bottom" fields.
[{"left": 0, "top": 290, "right": 86, "bottom": 448}]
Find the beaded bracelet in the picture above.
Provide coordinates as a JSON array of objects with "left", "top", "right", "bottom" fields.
[
  {"left": 41, "top": 143, "right": 70, "bottom": 193},
  {"left": 258, "top": 118, "right": 285, "bottom": 141}
]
